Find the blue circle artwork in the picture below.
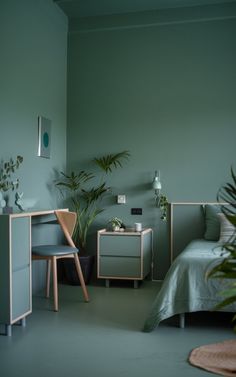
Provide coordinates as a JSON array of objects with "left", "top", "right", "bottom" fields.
[{"left": 43, "top": 132, "right": 49, "bottom": 148}]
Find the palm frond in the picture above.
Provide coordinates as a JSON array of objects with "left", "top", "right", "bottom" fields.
[
  {"left": 56, "top": 170, "right": 93, "bottom": 192},
  {"left": 231, "top": 166, "right": 236, "bottom": 186},
  {"left": 93, "top": 150, "right": 130, "bottom": 173},
  {"left": 81, "top": 183, "right": 110, "bottom": 206},
  {"left": 214, "top": 295, "right": 236, "bottom": 311}
]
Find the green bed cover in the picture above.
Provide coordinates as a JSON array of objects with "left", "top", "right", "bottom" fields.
[{"left": 143, "top": 239, "right": 236, "bottom": 332}]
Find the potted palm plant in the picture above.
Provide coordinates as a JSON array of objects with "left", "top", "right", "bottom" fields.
[
  {"left": 208, "top": 166, "right": 236, "bottom": 330},
  {"left": 56, "top": 150, "right": 130, "bottom": 284}
]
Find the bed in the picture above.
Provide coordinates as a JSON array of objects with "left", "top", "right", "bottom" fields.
[{"left": 143, "top": 203, "right": 236, "bottom": 332}]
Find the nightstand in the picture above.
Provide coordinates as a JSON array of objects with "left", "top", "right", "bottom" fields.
[{"left": 97, "top": 228, "right": 153, "bottom": 288}]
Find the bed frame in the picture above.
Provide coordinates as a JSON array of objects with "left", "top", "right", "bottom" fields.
[{"left": 169, "top": 202, "right": 225, "bottom": 328}]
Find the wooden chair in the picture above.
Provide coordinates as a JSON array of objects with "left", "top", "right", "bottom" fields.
[{"left": 32, "top": 210, "right": 89, "bottom": 311}]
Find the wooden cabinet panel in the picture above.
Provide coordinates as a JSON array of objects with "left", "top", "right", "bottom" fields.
[
  {"left": 99, "top": 256, "right": 141, "bottom": 277},
  {"left": 97, "top": 229, "right": 153, "bottom": 286},
  {"left": 12, "top": 268, "right": 31, "bottom": 320},
  {"left": 0, "top": 209, "right": 66, "bottom": 336},
  {"left": 11, "top": 217, "right": 30, "bottom": 271},
  {"left": 100, "top": 235, "right": 140, "bottom": 257},
  {"left": 0, "top": 215, "right": 31, "bottom": 335}
]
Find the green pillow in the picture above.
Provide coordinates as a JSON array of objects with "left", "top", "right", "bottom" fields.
[
  {"left": 218, "top": 213, "right": 235, "bottom": 244},
  {"left": 203, "top": 204, "right": 221, "bottom": 241}
]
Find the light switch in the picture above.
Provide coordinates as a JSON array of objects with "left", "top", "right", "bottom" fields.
[{"left": 117, "top": 195, "right": 126, "bottom": 204}]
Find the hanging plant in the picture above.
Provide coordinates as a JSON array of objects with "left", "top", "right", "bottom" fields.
[{"left": 159, "top": 194, "right": 168, "bottom": 221}]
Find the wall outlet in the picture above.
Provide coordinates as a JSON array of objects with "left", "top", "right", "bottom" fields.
[
  {"left": 117, "top": 195, "right": 126, "bottom": 204},
  {"left": 131, "top": 208, "right": 142, "bottom": 215}
]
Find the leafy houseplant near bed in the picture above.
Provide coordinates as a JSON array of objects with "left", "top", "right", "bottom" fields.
[
  {"left": 56, "top": 151, "right": 130, "bottom": 284},
  {"left": 208, "top": 166, "right": 236, "bottom": 330}
]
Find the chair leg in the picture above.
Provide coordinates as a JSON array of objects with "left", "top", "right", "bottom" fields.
[
  {"left": 52, "top": 256, "right": 59, "bottom": 311},
  {"left": 74, "top": 254, "right": 89, "bottom": 302},
  {"left": 46, "top": 259, "right": 51, "bottom": 298}
]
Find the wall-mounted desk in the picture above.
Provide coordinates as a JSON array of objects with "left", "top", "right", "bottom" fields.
[{"left": 0, "top": 209, "right": 67, "bottom": 336}]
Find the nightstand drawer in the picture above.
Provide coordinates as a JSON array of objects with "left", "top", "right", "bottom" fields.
[
  {"left": 100, "top": 235, "right": 140, "bottom": 257},
  {"left": 99, "top": 256, "right": 140, "bottom": 277}
]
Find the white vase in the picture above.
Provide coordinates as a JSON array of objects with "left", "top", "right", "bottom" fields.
[
  {"left": 0, "top": 192, "right": 6, "bottom": 213},
  {"left": 113, "top": 225, "right": 120, "bottom": 231}
]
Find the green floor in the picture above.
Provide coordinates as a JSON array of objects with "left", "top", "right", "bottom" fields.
[{"left": 0, "top": 281, "right": 234, "bottom": 377}]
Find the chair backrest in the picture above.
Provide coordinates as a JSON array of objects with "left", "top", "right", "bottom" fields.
[{"left": 55, "top": 210, "right": 77, "bottom": 248}]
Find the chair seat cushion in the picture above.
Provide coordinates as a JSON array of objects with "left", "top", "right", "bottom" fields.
[{"left": 32, "top": 244, "right": 78, "bottom": 257}]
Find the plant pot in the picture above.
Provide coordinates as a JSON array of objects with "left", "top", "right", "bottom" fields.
[
  {"left": 63, "top": 255, "right": 94, "bottom": 285},
  {"left": 113, "top": 225, "right": 120, "bottom": 231}
]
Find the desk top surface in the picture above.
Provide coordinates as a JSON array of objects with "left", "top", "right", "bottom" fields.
[{"left": 0, "top": 208, "right": 68, "bottom": 218}]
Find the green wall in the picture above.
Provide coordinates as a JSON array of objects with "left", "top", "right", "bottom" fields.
[
  {"left": 0, "top": 0, "right": 67, "bottom": 208},
  {"left": 67, "top": 3, "right": 236, "bottom": 279},
  {"left": 0, "top": 0, "right": 68, "bottom": 291}
]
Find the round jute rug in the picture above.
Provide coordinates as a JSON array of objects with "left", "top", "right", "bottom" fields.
[{"left": 189, "top": 339, "right": 236, "bottom": 376}]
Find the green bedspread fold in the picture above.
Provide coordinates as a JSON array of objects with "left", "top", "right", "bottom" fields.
[{"left": 143, "top": 239, "right": 236, "bottom": 332}]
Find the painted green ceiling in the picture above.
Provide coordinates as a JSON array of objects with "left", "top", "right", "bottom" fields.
[{"left": 54, "top": 0, "right": 236, "bottom": 18}]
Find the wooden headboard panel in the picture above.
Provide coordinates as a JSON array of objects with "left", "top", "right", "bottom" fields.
[{"left": 169, "top": 202, "right": 220, "bottom": 264}]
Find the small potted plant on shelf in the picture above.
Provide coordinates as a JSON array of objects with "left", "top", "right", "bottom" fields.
[
  {"left": 55, "top": 150, "right": 130, "bottom": 284},
  {"left": 108, "top": 217, "right": 124, "bottom": 231}
]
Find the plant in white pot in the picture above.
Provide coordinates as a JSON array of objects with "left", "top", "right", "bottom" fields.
[
  {"left": 55, "top": 151, "right": 130, "bottom": 284},
  {"left": 108, "top": 217, "right": 124, "bottom": 231}
]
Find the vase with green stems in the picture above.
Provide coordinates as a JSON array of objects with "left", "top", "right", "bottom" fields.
[{"left": 0, "top": 155, "right": 23, "bottom": 213}]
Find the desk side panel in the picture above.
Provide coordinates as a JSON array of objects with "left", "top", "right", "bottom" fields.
[
  {"left": 11, "top": 217, "right": 31, "bottom": 321},
  {"left": 0, "top": 216, "right": 10, "bottom": 323}
]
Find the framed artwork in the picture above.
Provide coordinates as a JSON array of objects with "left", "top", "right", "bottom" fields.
[{"left": 38, "top": 116, "right": 51, "bottom": 158}]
